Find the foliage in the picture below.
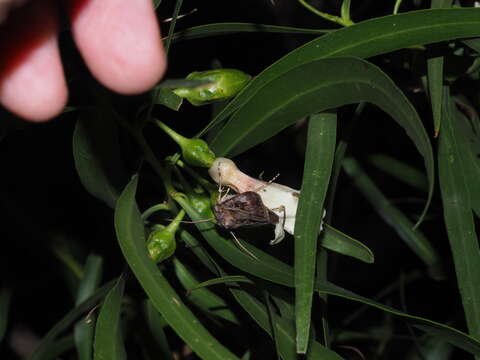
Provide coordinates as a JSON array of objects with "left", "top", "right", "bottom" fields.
[{"left": 3, "top": 1, "right": 480, "bottom": 359}]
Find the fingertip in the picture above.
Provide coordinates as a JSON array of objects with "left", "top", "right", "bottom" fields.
[
  {"left": 103, "top": 41, "right": 167, "bottom": 95},
  {"left": 11, "top": 85, "right": 68, "bottom": 122},
  {"left": 69, "top": 0, "right": 167, "bottom": 95},
  {"left": 0, "top": 0, "right": 68, "bottom": 122},
  {"left": 1, "top": 70, "right": 68, "bottom": 122}
]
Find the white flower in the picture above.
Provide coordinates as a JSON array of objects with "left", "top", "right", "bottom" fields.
[{"left": 208, "top": 157, "right": 325, "bottom": 245}]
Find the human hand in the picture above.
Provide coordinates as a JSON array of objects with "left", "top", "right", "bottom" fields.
[{"left": 0, "top": 0, "right": 167, "bottom": 121}]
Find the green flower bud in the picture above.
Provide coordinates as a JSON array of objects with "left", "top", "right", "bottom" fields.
[
  {"left": 147, "top": 230, "right": 176, "bottom": 263},
  {"left": 147, "top": 210, "right": 184, "bottom": 262},
  {"left": 173, "top": 69, "right": 251, "bottom": 106},
  {"left": 182, "top": 138, "right": 216, "bottom": 168},
  {"left": 155, "top": 120, "right": 216, "bottom": 167},
  {"left": 190, "top": 192, "right": 215, "bottom": 219}
]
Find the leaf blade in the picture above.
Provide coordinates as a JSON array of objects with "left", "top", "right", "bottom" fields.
[
  {"left": 438, "top": 88, "right": 480, "bottom": 339},
  {"left": 204, "top": 8, "right": 480, "bottom": 136},
  {"left": 93, "top": 277, "right": 126, "bottom": 360},
  {"left": 342, "top": 157, "right": 441, "bottom": 275},
  {"left": 75, "top": 255, "right": 103, "bottom": 360},
  {"left": 322, "top": 224, "right": 374, "bottom": 264},
  {"left": 73, "top": 109, "right": 126, "bottom": 208},
  {"left": 170, "top": 22, "right": 331, "bottom": 42},
  {"left": 210, "top": 57, "right": 434, "bottom": 227},
  {"left": 29, "top": 281, "right": 116, "bottom": 360},
  {"left": 294, "top": 113, "right": 336, "bottom": 353},
  {"left": 114, "top": 176, "right": 240, "bottom": 360}
]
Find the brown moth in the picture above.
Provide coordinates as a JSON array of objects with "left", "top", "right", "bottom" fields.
[{"left": 214, "top": 191, "right": 279, "bottom": 230}]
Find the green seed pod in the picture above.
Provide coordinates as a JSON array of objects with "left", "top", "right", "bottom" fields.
[
  {"left": 182, "top": 138, "right": 216, "bottom": 168},
  {"left": 155, "top": 120, "right": 216, "bottom": 168},
  {"left": 190, "top": 192, "right": 215, "bottom": 219},
  {"left": 147, "top": 210, "right": 184, "bottom": 262},
  {"left": 147, "top": 228, "right": 175, "bottom": 263},
  {"left": 173, "top": 69, "right": 251, "bottom": 106}
]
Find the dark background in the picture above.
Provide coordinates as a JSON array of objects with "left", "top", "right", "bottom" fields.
[{"left": 1, "top": 1, "right": 474, "bottom": 359}]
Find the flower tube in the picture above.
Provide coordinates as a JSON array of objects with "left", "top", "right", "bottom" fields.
[{"left": 209, "top": 157, "right": 325, "bottom": 244}]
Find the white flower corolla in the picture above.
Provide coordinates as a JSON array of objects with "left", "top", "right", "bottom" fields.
[{"left": 208, "top": 157, "right": 325, "bottom": 245}]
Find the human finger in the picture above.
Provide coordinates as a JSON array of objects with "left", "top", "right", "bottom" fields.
[
  {"left": 0, "top": 0, "right": 67, "bottom": 122},
  {"left": 67, "top": 0, "right": 167, "bottom": 95}
]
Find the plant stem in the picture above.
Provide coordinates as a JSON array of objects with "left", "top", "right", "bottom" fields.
[
  {"left": 154, "top": 119, "right": 188, "bottom": 148},
  {"left": 142, "top": 203, "right": 171, "bottom": 221},
  {"left": 298, "top": 0, "right": 353, "bottom": 26},
  {"left": 393, "top": 0, "right": 403, "bottom": 14}
]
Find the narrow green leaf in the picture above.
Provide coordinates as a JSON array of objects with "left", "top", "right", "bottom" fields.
[
  {"left": 210, "top": 58, "right": 428, "bottom": 160},
  {"left": 39, "top": 336, "right": 75, "bottom": 360},
  {"left": 455, "top": 114, "right": 480, "bottom": 218},
  {"left": 406, "top": 335, "right": 453, "bottom": 360},
  {"left": 263, "top": 292, "right": 282, "bottom": 360},
  {"left": 181, "top": 231, "right": 340, "bottom": 358},
  {"left": 74, "top": 314, "right": 96, "bottom": 360},
  {"left": 438, "top": 88, "right": 480, "bottom": 340},
  {"left": 73, "top": 109, "right": 127, "bottom": 208},
  {"left": 187, "top": 275, "right": 253, "bottom": 292},
  {"left": 175, "top": 196, "right": 295, "bottom": 287},
  {"left": 170, "top": 23, "right": 330, "bottom": 43},
  {"left": 76, "top": 255, "right": 104, "bottom": 305},
  {"left": 326, "top": 103, "right": 365, "bottom": 222},
  {"left": 427, "top": 1, "right": 451, "bottom": 136},
  {"left": 294, "top": 114, "right": 336, "bottom": 353},
  {"left": 203, "top": 9, "right": 480, "bottom": 230},
  {"left": 164, "top": 0, "right": 182, "bottom": 54},
  {"left": 431, "top": 0, "right": 453, "bottom": 8},
  {"left": 463, "top": 38, "right": 480, "bottom": 54},
  {"left": 427, "top": 56, "right": 444, "bottom": 137},
  {"left": 368, "top": 153, "right": 428, "bottom": 192},
  {"left": 173, "top": 258, "right": 240, "bottom": 324},
  {"left": 94, "top": 277, "right": 126, "bottom": 360},
  {"left": 204, "top": 8, "right": 480, "bottom": 137},
  {"left": 209, "top": 57, "right": 433, "bottom": 228},
  {"left": 228, "top": 283, "right": 343, "bottom": 359},
  {"left": 0, "top": 287, "right": 11, "bottom": 343},
  {"left": 317, "top": 281, "right": 480, "bottom": 356},
  {"left": 144, "top": 300, "right": 172, "bottom": 360},
  {"left": 114, "top": 176, "right": 239, "bottom": 360},
  {"left": 75, "top": 255, "right": 103, "bottom": 360},
  {"left": 179, "top": 230, "right": 219, "bottom": 275},
  {"left": 178, "top": 196, "right": 480, "bottom": 355},
  {"left": 270, "top": 291, "right": 295, "bottom": 321},
  {"left": 154, "top": 88, "right": 183, "bottom": 111},
  {"left": 29, "top": 280, "right": 115, "bottom": 360},
  {"left": 342, "top": 157, "right": 442, "bottom": 277},
  {"left": 322, "top": 224, "right": 374, "bottom": 264},
  {"left": 241, "top": 351, "right": 251, "bottom": 360}
]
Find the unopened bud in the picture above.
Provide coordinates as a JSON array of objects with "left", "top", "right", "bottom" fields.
[{"left": 173, "top": 69, "right": 251, "bottom": 106}]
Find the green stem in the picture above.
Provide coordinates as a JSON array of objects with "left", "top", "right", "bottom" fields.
[
  {"left": 140, "top": 0, "right": 183, "bottom": 130},
  {"left": 340, "top": 0, "right": 353, "bottom": 25},
  {"left": 393, "top": 0, "right": 403, "bottom": 14},
  {"left": 51, "top": 245, "right": 84, "bottom": 280},
  {"left": 297, "top": 0, "right": 353, "bottom": 26},
  {"left": 166, "top": 209, "right": 186, "bottom": 234},
  {"left": 142, "top": 203, "right": 171, "bottom": 221},
  {"left": 154, "top": 119, "right": 189, "bottom": 148}
]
